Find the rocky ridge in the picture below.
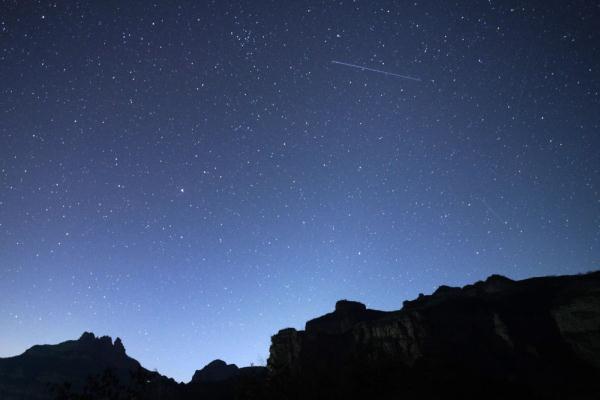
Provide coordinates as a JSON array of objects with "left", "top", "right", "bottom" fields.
[
  {"left": 267, "top": 272, "right": 600, "bottom": 399},
  {"left": 0, "top": 271, "right": 598, "bottom": 399}
]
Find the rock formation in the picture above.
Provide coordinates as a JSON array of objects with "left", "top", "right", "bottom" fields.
[
  {"left": 267, "top": 272, "right": 600, "bottom": 399},
  {"left": 1, "top": 271, "right": 598, "bottom": 399},
  {"left": 191, "top": 359, "right": 240, "bottom": 384}
]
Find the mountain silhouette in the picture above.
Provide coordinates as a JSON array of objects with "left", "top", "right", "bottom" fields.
[
  {"left": 1, "top": 271, "right": 598, "bottom": 399},
  {"left": 0, "top": 332, "right": 177, "bottom": 399}
]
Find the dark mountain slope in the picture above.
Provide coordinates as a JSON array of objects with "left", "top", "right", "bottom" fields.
[
  {"left": 1, "top": 271, "right": 598, "bottom": 399},
  {"left": 0, "top": 332, "right": 177, "bottom": 400}
]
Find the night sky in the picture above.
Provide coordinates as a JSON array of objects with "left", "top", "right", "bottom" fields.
[{"left": 1, "top": 0, "right": 599, "bottom": 382}]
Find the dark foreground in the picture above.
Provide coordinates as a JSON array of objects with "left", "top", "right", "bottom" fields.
[{"left": 1, "top": 271, "right": 599, "bottom": 399}]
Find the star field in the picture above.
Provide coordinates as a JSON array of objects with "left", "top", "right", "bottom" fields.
[{"left": 1, "top": 0, "right": 599, "bottom": 382}]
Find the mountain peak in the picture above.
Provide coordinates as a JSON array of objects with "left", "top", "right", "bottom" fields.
[
  {"left": 79, "top": 331, "right": 96, "bottom": 341},
  {"left": 191, "top": 359, "right": 239, "bottom": 384},
  {"left": 77, "top": 332, "right": 126, "bottom": 354},
  {"left": 114, "top": 337, "right": 126, "bottom": 354}
]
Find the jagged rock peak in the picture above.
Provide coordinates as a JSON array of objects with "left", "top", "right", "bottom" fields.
[
  {"left": 79, "top": 331, "right": 96, "bottom": 342},
  {"left": 98, "top": 335, "right": 113, "bottom": 346},
  {"left": 334, "top": 299, "right": 366, "bottom": 314},
  {"left": 114, "top": 337, "right": 126, "bottom": 354},
  {"left": 77, "top": 332, "right": 126, "bottom": 353}
]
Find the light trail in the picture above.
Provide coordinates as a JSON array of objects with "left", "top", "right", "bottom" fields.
[{"left": 331, "top": 60, "right": 421, "bottom": 82}]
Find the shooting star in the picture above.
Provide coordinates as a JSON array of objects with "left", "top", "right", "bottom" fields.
[
  {"left": 479, "top": 197, "right": 509, "bottom": 227},
  {"left": 331, "top": 60, "right": 421, "bottom": 82}
]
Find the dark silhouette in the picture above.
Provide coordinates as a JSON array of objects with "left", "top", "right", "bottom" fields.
[
  {"left": 267, "top": 272, "right": 600, "bottom": 399},
  {"left": 0, "top": 272, "right": 598, "bottom": 399}
]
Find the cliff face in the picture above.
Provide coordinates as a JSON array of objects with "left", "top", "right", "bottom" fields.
[
  {"left": 268, "top": 272, "right": 600, "bottom": 399},
  {"left": 1, "top": 272, "right": 598, "bottom": 400}
]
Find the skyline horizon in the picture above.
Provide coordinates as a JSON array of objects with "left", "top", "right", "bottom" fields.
[
  {"left": 3, "top": 268, "right": 597, "bottom": 382},
  {"left": 2, "top": 0, "right": 598, "bottom": 384}
]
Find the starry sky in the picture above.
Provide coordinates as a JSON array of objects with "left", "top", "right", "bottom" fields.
[{"left": 1, "top": 0, "right": 599, "bottom": 382}]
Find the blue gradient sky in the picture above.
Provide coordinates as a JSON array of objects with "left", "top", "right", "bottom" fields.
[{"left": 1, "top": 0, "right": 599, "bottom": 382}]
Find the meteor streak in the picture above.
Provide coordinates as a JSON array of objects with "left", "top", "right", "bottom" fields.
[{"left": 331, "top": 60, "right": 421, "bottom": 82}]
